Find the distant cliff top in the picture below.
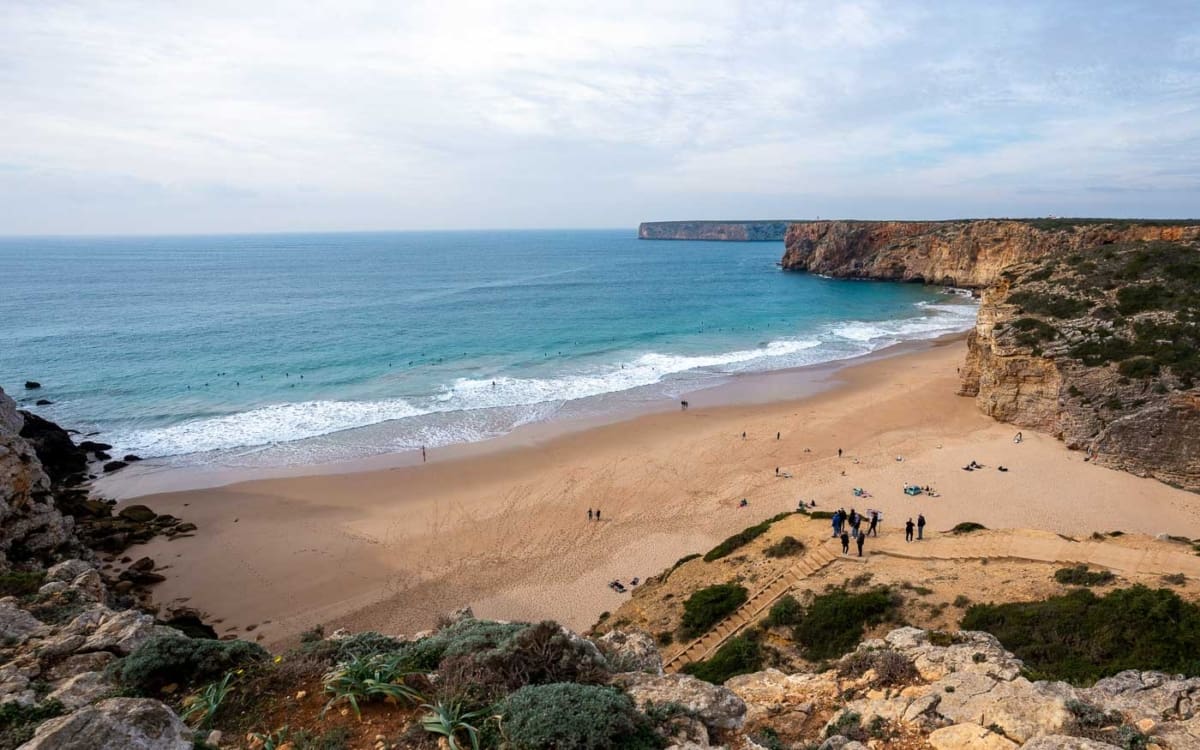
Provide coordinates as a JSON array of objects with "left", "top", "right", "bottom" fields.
[{"left": 638, "top": 220, "right": 804, "bottom": 241}]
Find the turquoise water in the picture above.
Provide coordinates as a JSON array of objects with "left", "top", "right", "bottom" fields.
[{"left": 0, "top": 230, "right": 975, "bottom": 466}]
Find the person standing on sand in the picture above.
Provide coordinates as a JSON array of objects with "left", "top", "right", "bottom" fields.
[
  {"left": 838, "top": 448, "right": 843, "bottom": 458},
  {"left": 588, "top": 508, "right": 593, "bottom": 521},
  {"left": 905, "top": 518, "right": 915, "bottom": 542},
  {"left": 856, "top": 531, "right": 865, "bottom": 557},
  {"left": 831, "top": 511, "right": 839, "bottom": 538},
  {"left": 841, "top": 530, "right": 850, "bottom": 555},
  {"left": 776, "top": 432, "right": 780, "bottom": 440},
  {"left": 742, "top": 431, "right": 746, "bottom": 440},
  {"left": 596, "top": 508, "right": 601, "bottom": 521},
  {"left": 917, "top": 514, "right": 926, "bottom": 540},
  {"left": 421, "top": 446, "right": 426, "bottom": 463},
  {"left": 869, "top": 511, "right": 879, "bottom": 537}
]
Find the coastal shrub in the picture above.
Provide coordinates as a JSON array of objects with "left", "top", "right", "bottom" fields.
[
  {"left": 809, "top": 510, "right": 835, "bottom": 520},
  {"left": 0, "top": 700, "right": 65, "bottom": 750},
  {"left": 960, "top": 586, "right": 1200, "bottom": 683},
  {"left": 1054, "top": 565, "right": 1116, "bottom": 587},
  {"left": 704, "top": 512, "right": 794, "bottom": 562},
  {"left": 1065, "top": 699, "right": 1151, "bottom": 749},
  {"left": 824, "top": 710, "right": 867, "bottom": 741},
  {"left": 764, "top": 536, "right": 805, "bottom": 558},
  {"left": 1008, "top": 291, "right": 1090, "bottom": 319},
  {"left": 681, "top": 633, "right": 762, "bottom": 684},
  {"left": 1162, "top": 573, "right": 1187, "bottom": 586},
  {"left": 793, "top": 587, "right": 899, "bottom": 661},
  {"left": 420, "top": 699, "right": 490, "bottom": 750},
  {"left": 951, "top": 522, "right": 986, "bottom": 534},
  {"left": 1010, "top": 317, "right": 1058, "bottom": 345},
  {"left": 334, "top": 631, "right": 406, "bottom": 662},
  {"left": 837, "top": 648, "right": 917, "bottom": 687},
  {"left": 322, "top": 652, "right": 422, "bottom": 718},
  {"left": 680, "top": 583, "right": 748, "bottom": 638},
  {"left": 1116, "top": 284, "right": 1171, "bottom": 315},
  {"left": 249, "top": 726, "right": 353, "bottom": 750},
  {"left": 400, "top": 618, "right": 529, "bottom": 671},
  {"left": 501, "top": 683, "right": 657, "bottom": 750},
  {"left": 1118, "top": 357, "right": 1158, "bottom": 378},
  {"left": 765, "top": 594, "right": 803, "bottom": 628},
  {"left": 118, "top": 635, "right": 268, "bottom": 694},
  {"left": 0, "top": 571, "right": 44, "bottom": 597}
]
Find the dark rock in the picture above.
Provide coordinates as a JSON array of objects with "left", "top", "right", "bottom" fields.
[
  {"left": 24, "top": 381, "right": 41, "bottom": 389},
  {"left": 18, "top": 410, "right": 88, "bottom": 485},
  {"left": 173, "top": 523, "right": 197, "bottom": 534},
  {"left": 35, "top": 399, "right": 53, "bottom": 406},
  {"left": 161, "top": 613, "right": 218, "bottom": 640},
  {"left": 119, "top": 570, "right": 166, "bottom": 585},
  {"left": 117, "top": 505, "right": 156, "bottom": 523},
  {"left": 94, "top": 451, "right": 111, "bottom": 461},
  {"left": 153, "top": 515, "right": 179, "bottom": 526},
  {"left": 130, "top": 556, "right": 155, "bottom": 572},
  {"left": 124, "top": 454, "right": 143, "bottom": 462},
  {"left": 103, "top": 460, "right": 128, "bottom": 473},
  {"left": 113, "top": 580, "right": 134, "bottom": 594},
  {"left": 79, "top": 441, "right": 113, "bottom": 452}
]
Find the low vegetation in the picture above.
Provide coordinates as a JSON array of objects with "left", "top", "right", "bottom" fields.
[
  {"left": 679, "top": 583, "right": 748, "bottom": 638},
  {"left": 792, "top": 587, "right": 901, "bottom": 661},
  {"left": 0, "top": 700, "right": 64, "bottom": 750},
  {"left": 117, "top": 634, "right": 269, "bottom": 695},
  {"left": 681, "top": 633, "right": 763, "bottom": 684},
  {"left": 501, "top": 683, "right": 657, "bottom": 750},
  {"left": 764, "top": 536, "right": 805, "bottom": 558},
  {"left": 703, "top": 512, "right": 795, "bottom": 562},
  {"left": 1054, "top": 565, "right": 1116, "bottom": 587},
  {"left": 950, "top": 522, "right": 986, "bottom": 534},
  {"left": 961, "top": 586, "right": 1200, "bottom": 684},
  {"left": 837, "top": 648, "right": 918, "bottom": 687},
  {"left": 764, "top": 594, "right": 803, "bottom": 628},
  {"left": 0, "top": 571, "right": 45, "bottom": 597}
]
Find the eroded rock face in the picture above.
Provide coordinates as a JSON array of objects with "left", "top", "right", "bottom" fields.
[
  {"left": 17, "top": 697, "right": 192, "bottom": 749},
  {"left": 959, "top": 241, "right": 1200, "bottom": 490},
  {"left": 596, "top": 628, "right": 664, "bottom": 675},
  {"left": 781, "top": 220, "right": 1200, "bottom": 288},
  {"left": 0, "top": 388, "right": 74, "bottom": 566},
  {"left": 613, "top": 672, "right": 747, "bottom": 731}
]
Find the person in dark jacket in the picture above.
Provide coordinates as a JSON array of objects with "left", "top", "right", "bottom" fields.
[
  {"left": 905, "top": 518, "right": 915, "bottom": 542},
  {"left": 856, "top": 530, "right": 865, "bottom": 557},
  {"left": 917, "top": 514, "right": 926, "bottom": 540},
  {"left": 840, "top": 530, "right": 850, "bottom": 554},
  {"left": 868, "top": 511, "right": 879, "bottom": 537}
]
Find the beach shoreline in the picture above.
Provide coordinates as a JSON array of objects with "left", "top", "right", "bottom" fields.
[
  {"left": 96, "top": 332, "right": 971, "bottom": 500},
  {"left": 121, "top": 336, "right": 1200, "bottom": 650}
]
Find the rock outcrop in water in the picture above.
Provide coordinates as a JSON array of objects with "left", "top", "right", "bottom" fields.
[
  {"left": 959, "top": 238, "right": 1200, "bottom": 490},
  {"left": 781, "top": 219, "right": 1200, "bottom": 288},
  {"left": 639, "top": 220, "right": 797, "bottom": 241}
]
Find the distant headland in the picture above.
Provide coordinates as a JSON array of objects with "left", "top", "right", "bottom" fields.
[{"left": 637, "top": 220, "right": 802, "bottom": 241}]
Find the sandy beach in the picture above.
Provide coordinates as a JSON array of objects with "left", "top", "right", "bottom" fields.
[{"left": 120, "top": 338, "right": 1200, "bottom": 649}]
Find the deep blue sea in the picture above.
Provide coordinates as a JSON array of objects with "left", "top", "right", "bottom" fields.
[{"left": 0, "top": 230, "right": 975, "bottom": 468}]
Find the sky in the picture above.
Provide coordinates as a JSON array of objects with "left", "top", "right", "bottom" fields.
[{"left": 1, "top": 0, "right": 1198, "bottom": 235}]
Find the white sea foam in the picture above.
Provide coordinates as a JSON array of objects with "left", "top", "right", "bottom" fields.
[{"left": 114, "top": 298, "right": 978, "bottom": 460}]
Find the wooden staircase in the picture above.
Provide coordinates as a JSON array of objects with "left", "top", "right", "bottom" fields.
[{"left": 664, "top": 540, "right": 842, "bottom": 673}]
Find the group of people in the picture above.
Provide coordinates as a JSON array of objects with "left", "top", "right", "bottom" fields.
[
  {"left": 587, "top": 508, "right": 602, "bottom": 521},
  {"left": 608, "top": 577, "right": 638, "bottom": 593},
  {"left": 831, "top": 507, "right": 879, "bottom": 552},
  {"left": 904, "top": 514, "right": 926, "bottom": 542}
]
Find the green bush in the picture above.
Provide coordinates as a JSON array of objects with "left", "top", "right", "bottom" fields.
[
  {"left": 0, "top": 700, "right": 65, "bottom": 750},
  {"left": 951, "top": 522, "right": 986, "bottom": 534},
  {"left": 1008, "top": 291, "right": 1090, "bottom": 319},
  {"left": 704, "top": 512, "right": 794, "bottom": 562},
  {"left": 333, "top": 631, "right": 406, "bottom": 662},
  {"left": 681, "top": 634, "right": 762, "bottom": 684},
  {"left": 1117, "top": 357, "right": 1158, "bottom": 378},
  {"left": 501, "top": 683, "right": 657, "bottom": 750},
  {"left": 764, "top": 536, "right": 805, "bottom": 558},
  {"left": 0, "top": 571, "right": 45, "bottom": 597},
  {"left": 1054, "top": 565, "right": 1116, "bottom": 587},
  {"left": 765, "top": 595, "right": 803, "bottom": 628},
  {"left": 961, "top": 586, "right": 1200, "bottom": 684},
  {"left": 680, "top": 584, "right": 747, "bottom": 638},
  {"left": 400, "top": 619, "right": 529, "bottom": 671},
  {"left": 322, "top": 652, "right": 422, "bottom": 718},
  {"left": 824, "top": 710, "right": 867, "bottom": 741},
  {"left": 118, "top": 635, "right": 268, "bottom": 694},
  {"left": 793, "top": 587, "right": 899, "bottom": 661}
]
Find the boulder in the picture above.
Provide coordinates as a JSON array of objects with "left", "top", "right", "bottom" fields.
[
  {"left": 17, "top": 409, "right": 87, "bottom": 485},
  {"left": 1, "top": 389, "right": 75, "bottom": 563},
  {"left": 37, "top": 581, "right": 68, "bottom": 596},
  {"left": 17, "top": 697, "right": 192, "bottom": 749},
  {"left": 43, "top": 651, "right": 116, "bottom": 681},
  {"left": 117, "top": 505, "right": 157, "bottom": 523},
  {"left": 103, "top": 461, "right": 128, "bottom": 473},
  {"left": 0, "top": 598, "right": 46, "bottom": 641},
  {"left": 35, "top": 400, "right": 52, "bottom": 406},
  {"left": 124, "top": 454, "right": 143, "bottom": 462},
  {"left": 47, "top": 559, "right": 94, "bottom": 583},
  {"left": 24, "top": 382, "right": 41, "bottom": 390},
  {"left": 613, "top": 672, "right": 745, "bottom": 731},
  {"left": 595, "top": 629, "right": 664, "bottom": 675},
  {"left": 71, "top": 569, "right": 107, "bottom": 602},
  {"left": 880, "top": 627, "right": 1023, "bottom": 681},
  {"left": 932, "top": 672, "right": 1075, "bottom": 743},
  {"left": 45, "top": 671, "right": 116, "bottom": 709},
  {"left": 78, "top": 441, "right": 113, "bottom": 453},
  {"left": 725, "top": 668, "right": 839, "bottom": 728},
  {"left": 1079, "top": 670, "right": 1200, "bottom": 721},
  {"left": 79, "top": 608, "right": 181, "bottom": 655}
]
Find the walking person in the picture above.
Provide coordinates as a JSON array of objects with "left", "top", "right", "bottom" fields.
[
  {"left": 856, "top": 530, "right": 865, "bottom": 557},
  {"left": 905, "top": 518, "right": 915, "bottom": 543},
  {"left": 831, "top": 511, "right": 840, "bottom": 538},
  {"left": 421, "top": 445, "right": 426, "bottom": 463},
  {"left": 868, "top": 510, "right": 879, "bottom": 537},
  {"left": 838, "top": 448, "right": 842, "bottom": 458},
  {"left": 840, "top": 530, "right": 850, "bottom": 555},
  {"left": 776, "top": 432, "right": 780, "bottom": 440},
  {"left": 917, "top": 514, "right": 926, "bottom": 540},
  {"left": 588, "top": 508, "right": 593, "bottom": 521},
  {"left": 596, "top": 508, "right": 601, "bottom": 521}
]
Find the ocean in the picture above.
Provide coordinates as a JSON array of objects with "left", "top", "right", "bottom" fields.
[{"left": 0, "top": 230, "right": 976, "bottom": 469}]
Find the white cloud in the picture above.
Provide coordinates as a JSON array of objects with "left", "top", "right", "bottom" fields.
[{"left": 0, "top": 0, "right": 1197, "bottom": 233}]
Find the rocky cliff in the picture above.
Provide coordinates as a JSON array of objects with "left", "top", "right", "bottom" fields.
[
  {"left": 781, "top": 219, "right": 1200, "bottom": 288},
  {"left": 959, "top": 238, "right": 1200, "bottom": 490},
  {"left": 638, "top": 220, "right": 797, "bottom": 241}
]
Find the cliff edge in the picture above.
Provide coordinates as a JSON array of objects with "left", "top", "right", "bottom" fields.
[
  {"left": 781, "top": 219, "right": 1200, "bottom": 288},
  {"left": 959, "top": 238, "right": 1200, "bottom": 490}
]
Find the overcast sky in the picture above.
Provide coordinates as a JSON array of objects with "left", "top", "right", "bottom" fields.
[{"left": 2, "top": 1, "right": 1198, "bottom": 235}]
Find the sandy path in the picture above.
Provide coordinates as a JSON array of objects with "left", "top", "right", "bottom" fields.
[{"left": 122, "top": 339, "right": 1200, "bottom": 649}]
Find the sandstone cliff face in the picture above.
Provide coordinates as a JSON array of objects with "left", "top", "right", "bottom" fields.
[
  {"left": 782, "top": 220, "right": 1200, "bottom": 288},
  {"left": 959, "top": 239, "right": 1200, "bottom": 490},
  {"left": 0, "top": 386, "right": 73, "bottom": 567},
  {"left": 638, "top": 220, "right": 794, "bottom": 241}
]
